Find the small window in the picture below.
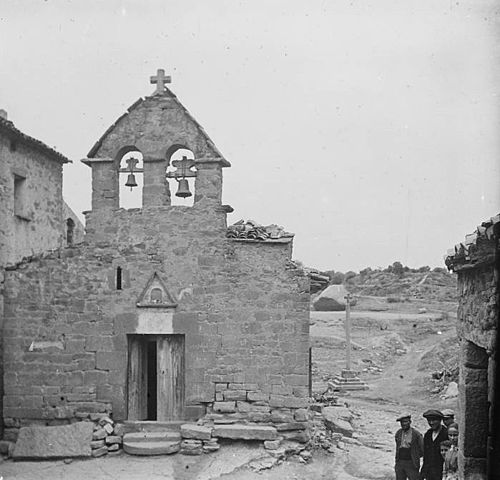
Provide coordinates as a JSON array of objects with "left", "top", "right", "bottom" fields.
[
  {"left": 150, "top": 287, "right": 163, "bottom": 303},
  {"left": 66, "top": 218, "right": 75, "bottom": 246},
  {"left": 14, "top": 174, "right": 28, "bottom": 219},
  {"left": 116, "top": 267, "right": 123, "bottom": 290}
]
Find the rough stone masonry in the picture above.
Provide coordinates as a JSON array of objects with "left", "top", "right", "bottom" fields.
[
  {"left": 1, "top": 71, "right": 311, "bottom": 443},
  {"left": 446, "top": 214, "right": 500, "bottom": 480}
]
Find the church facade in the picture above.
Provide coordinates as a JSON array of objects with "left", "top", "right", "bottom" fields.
[{"left": 2, "top": 72, "right": 311, "bottom": 441}]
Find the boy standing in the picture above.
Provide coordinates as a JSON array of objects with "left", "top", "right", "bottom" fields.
[{"left": 420, "top": 409, "right": 448, "bottom": 480}]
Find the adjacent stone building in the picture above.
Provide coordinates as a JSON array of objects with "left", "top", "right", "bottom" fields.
[
  {"left": 445, "top": 214, "right": 500, "bottom": 479},
  {"left": 0, "top": 111, "right": 84, "bottom": 438},
  {"left": 1, "top": 72, "right": 310, "bottom": 442}
]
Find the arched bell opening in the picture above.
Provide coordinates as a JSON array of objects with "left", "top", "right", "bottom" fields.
[
  {"left": 166, "top": 146, "right": 196, "bottom": 207},
  {"left": 116, "top": 147, "right": 144, "bottom": 209}
]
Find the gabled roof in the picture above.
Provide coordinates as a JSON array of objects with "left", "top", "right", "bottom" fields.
[
  {"left": 0, "top": 116, "right": 70, "bottom": 164},
  {"left": 445, "top": 214, "right": 500, "bottom": 271},
  {"left": 87, "top": 88, "right": 230, "bottom": 167}
]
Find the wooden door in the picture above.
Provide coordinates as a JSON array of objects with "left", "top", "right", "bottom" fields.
[
  {"left": 157, "top": 335, "right": 185, "bottom": 421},
  {"left": 127, "top": 336, "right": 148, "bottom": 420}
]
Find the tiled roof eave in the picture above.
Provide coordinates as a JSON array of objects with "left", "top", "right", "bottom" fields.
[
  {"left": 445, "top": 214, "right": 500, "bottom": 271},
  {"left": 0, "top": 118, "right": 70, "bottom": 164}
]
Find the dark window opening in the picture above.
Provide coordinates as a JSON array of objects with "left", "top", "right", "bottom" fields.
[
  {"left": 66, "top": 218, "right": 75, "bottom": 246},
  {"left": 14, "top": 174, "right": 27, "bottom": 218},
  {"left": 116, "top": 267, "right": 122, "bottom": 290}
]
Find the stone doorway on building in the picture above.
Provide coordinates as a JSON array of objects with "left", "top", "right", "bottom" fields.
[{"left": 127, "top": 334, "right": 185, "bottom": 421}]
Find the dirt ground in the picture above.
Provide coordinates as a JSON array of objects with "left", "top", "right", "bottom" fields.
[{"left": 0, "top": 298, "right": 458, "bottom": 480}]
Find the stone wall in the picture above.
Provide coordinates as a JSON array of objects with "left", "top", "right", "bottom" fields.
[
  {"left": 0, "top": 128, "right": 66, "bottom": 440},
  {"left": 2, "top": 204, "right": 310, "bottom": 441},
  {"left": 0, "top": 133, "right": 64, "bottom": 266},
  {"left": 456, "top": 263, "right": 498, "bottom": 479}
]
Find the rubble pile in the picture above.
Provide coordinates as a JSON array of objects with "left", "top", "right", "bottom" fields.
[
  {"left": 86, "top": 414, "right": 123, "bottom": 457},
  {"left": 309, "top": 403, "right": 360, "bottom": 454},
  {"left": 227, "top": 220, "right": 294, "bottom": 241}
]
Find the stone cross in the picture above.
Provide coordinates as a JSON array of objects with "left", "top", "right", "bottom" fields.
[
  {"left": 150, "top": 69, "right": 171, "bottom": 94},
  {"left": 344, "top": 293, "right": 352, "bottom": 371}
]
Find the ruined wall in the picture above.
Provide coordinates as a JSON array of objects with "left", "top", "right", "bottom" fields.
[
  {"left": 2, "top": 204, "right": 309, "bottom": 440},
  {"left": 456, "top": 264, "right": 498, "bottom": 479},
  {"left": 0, "top": 133, "right": 64, "bottom": 266},
  {"left": 62, "top": 202, "right": 85, "bottom": 246}
]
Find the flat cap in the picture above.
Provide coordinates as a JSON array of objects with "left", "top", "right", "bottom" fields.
[
  {"left": 441, "top": 409, "right": 455, "bottom": 417},
  {"left": 423, "top": 409, "right": 444, "bottom": 419},
  {"left": 397, "top": 414, "right": 411, "bottom": 422}
]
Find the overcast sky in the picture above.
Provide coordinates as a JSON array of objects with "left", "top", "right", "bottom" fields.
[{"left": 1, "top": 0, "right": 499, "bottom": 272}]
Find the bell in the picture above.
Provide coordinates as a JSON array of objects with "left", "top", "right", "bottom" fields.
[
  {"left": 125, "top": 173, "right": 137, "bottom": 188},
  {"left": 176, "top": 178, "right": 192, "bottom": 198}
]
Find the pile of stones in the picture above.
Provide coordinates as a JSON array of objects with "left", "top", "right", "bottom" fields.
[
  {"left": 180, "top": 424, "right": 220, "bottom": 455},
  {"left": 85, "top": 414, "right": 123, "bottom": 457}
]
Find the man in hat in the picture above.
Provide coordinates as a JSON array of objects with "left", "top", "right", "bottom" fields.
[
  {"left": 420, "top": 409, "right": 448, "bottom": 480},
  {"left": 394, "top": 414, "right": 424, "bottom": 480},
  {"left": 441, "top": 409, "right": 455, "bottom": 429}
]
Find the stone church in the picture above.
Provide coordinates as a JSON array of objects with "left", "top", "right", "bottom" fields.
[{"left": 1, "top": 71, "right": 311, "bottom": 442}]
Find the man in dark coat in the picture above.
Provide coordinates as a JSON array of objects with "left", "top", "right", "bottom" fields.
[
  {"left": 395, "top": 414, "right": 424, "bottom": 480},
  {"left": 420, "top": 409, "right": 448, "bottom": 480}
]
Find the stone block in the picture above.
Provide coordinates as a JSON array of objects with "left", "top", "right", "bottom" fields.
[
  {"left": 212, "top": 425, "right": 277, "bottom": 441},
  {"left": 104, "top": 423, "right": 114, "bottom": 434},
  {"left": 272, "top": 385, "right": 293, "bottom": 395},
  {"left": 105, "top": 436, "right": 122, "bottom": 445},
  {"left": 91, "top": 446, "right": 108, "bottom": 457},
  {"left": 242, "top": 383, "right": 259, "bottom": 391},
  {"left": 181, "top": 424, "right": 212, "bottom": 441},
  {"left": 0, "top": 440, "right": 13, "bottom": 455},
  {"left": 223, "top": 390, "right": 247, "bottom": 401},
  {"left": 282, "top": 397, "right": 309, "bottom": 408},
  {"left": 93, "top": 428, "right": 107, "bottom": 440},
  {"left": 90, "top": 440, "right": 105, "bottom": 449},
  {"left": 213, "top": 401, "right": 236, "bottom": 413},
  {"left": 324, "top": 417, "right": 353, "bottom": 437},
  {"left": 13, "top": 422, "right": 94, "bottom": 459},
  {"left": 215, "top": 383, "right": 229, "bottom": 392},
  {"left": 108, "top": 443, "right": 120, "bottom": 452},
  {"left": 294, "top": 409, "right": 308, "bottom": 422},
  {"left": 248, "top": 412, "right": 272, "bottom": 423},
  {"left": 180, "top": 439, "right": 203, "bottom": 455},
  {"left": 322, "top": 406, "right": 354, "bottom": 423},
  {"left": 264, "top": 439, "right": 281, "bottom": 450},
  {"left": 276, "top": 422, "right": 307, "bottom": 431},
  {"left": 228, "top": 383, "right": 245, "bottom": 390},
  {"left": 247, "top": 391, "right": 269, "bottom": 402},
  {"left": 462, "top": 340, "right": 489, "bottom": 369},
  {"left": 269, "top": 395, "right": 286, "bottom": 408},
  {"left": 271, "top": 410, "right": 294, "bottom": 423},
  {"left": 281, "top": 430, "right": 310, "bottom": 443}
]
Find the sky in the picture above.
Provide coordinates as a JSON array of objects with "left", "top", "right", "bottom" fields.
[{"left": 1, "top": 0, "right": 499, "bottom": 272}]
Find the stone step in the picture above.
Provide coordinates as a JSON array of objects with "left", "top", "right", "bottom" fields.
[
  {"left": 123, "top": 440, "right": 181, "bottom": 456},
  {"left": 123, "top": 431, "right": 181, "bottom": 443},
  {"left": 212, "top": 425, "right": 277, "bottom": 441},
  {"left": 123, "top": 421, "right": 184, "bottom": 434}
]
